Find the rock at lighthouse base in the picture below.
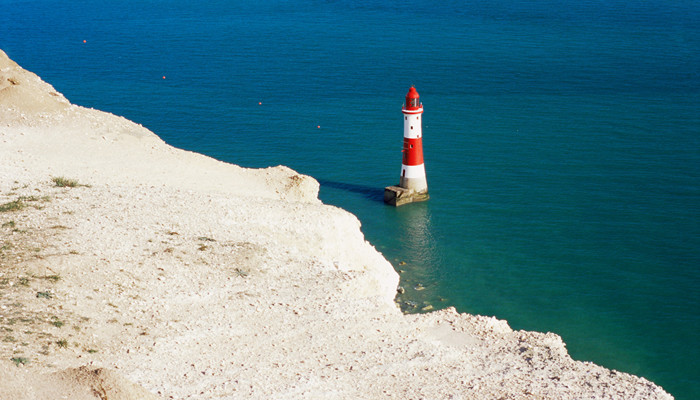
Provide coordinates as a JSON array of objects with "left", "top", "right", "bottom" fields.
[{"left": 384, "top": 185, "right": 429, "bottom": 206}]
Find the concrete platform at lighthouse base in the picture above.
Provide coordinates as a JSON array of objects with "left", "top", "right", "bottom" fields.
[{"left": 384, "top": 186, "right": 429, "bottom": 207}]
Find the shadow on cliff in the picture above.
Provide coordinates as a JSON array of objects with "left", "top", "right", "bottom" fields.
[{"left": 318, "top": 179, "right": 385, "bottom": 204}]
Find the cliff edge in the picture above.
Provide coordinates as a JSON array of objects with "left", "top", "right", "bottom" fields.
[{"left": 0, "top": 49, "right": 672, "bottom": 399}]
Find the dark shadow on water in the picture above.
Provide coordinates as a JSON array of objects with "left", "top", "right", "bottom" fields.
[{"left": 318, "top": 179, "right": 386, "bottom": 203}]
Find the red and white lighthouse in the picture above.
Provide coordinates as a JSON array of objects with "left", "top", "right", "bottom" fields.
[
  {"left": 384, "top": 86, "right": 429, "bottom": 206},
  {"left": 400, "top": 86, "right": 428, "bottom": 192}
]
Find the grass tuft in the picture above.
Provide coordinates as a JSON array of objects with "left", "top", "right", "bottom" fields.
[
  {"left": 52, "top": 176, "right": 90, "bottom": 188},
  {"left": 0, "top": 196, "right": 51, "bottom": 212},
  {"left": 0, "top": 200, "right": 25, "bottom": 212},
  {"left": 52, "top": 177, "right": 80, "bottom": 187},
  {"left": 10, "top": 357, "right": 29, "bottom": 366},
  {"left": 38, "top": 275, "right": 61, "bottom": 283}
]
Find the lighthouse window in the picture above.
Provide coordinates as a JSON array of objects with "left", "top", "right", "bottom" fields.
[
  {"left": 405, "top": 116, "right": 407, "bottom": 120},
  {"left": 410, "top": 126, "right": 414, "bottom": 130}
]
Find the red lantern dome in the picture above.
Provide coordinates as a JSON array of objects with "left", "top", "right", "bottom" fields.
[{"left": 404, "top": 86, "right": 421, "bottom": 111}]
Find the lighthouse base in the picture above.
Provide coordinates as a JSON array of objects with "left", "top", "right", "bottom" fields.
[{"left": 383, "top": 186, "right": 429, "bottom": 207}]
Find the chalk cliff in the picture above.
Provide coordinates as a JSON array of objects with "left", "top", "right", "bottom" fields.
[{"left": 0, "top": 49, "right": 672, "bottom": 399}]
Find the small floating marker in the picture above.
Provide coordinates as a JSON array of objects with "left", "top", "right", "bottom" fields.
[
  {"left": 83, "top": 40, "right": 87, "bottom": 43},
  {"left": 162, "top": 76, "right": 166, "bottom": 79},
  {"left": 258, "top": 102, "right": 262, "bottom": 105},
  {"left": 317, "top": 125, "right": 321, "bottom": 129}
]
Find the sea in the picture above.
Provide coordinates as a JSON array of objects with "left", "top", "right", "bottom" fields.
[{"left": 2, "top": 0, "right": 699, "bottom": 398}]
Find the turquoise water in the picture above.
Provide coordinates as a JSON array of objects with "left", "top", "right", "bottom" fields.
[{"left": 3, "top": 0, "right": 699, "bottom": 398}]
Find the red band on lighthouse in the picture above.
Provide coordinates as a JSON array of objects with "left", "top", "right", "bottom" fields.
[{"left": 402, "top": 138, "right": 424, "bottom": 165}]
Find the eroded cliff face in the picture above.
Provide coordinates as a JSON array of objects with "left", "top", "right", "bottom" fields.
[
  {"left": 0, "top": 49, "right": 673, "bottom": 399},
  {"left": 0, "top": 49, "right": 70, "bottom": 118}
]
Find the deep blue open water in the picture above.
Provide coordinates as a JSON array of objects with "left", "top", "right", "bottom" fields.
[{"left": 3, "top": 0, "right": 699, "bottom": 398}]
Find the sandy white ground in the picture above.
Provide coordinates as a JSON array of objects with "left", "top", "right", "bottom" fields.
[{"left": 0, "top": 49, "right": 673, "bottom": 399}]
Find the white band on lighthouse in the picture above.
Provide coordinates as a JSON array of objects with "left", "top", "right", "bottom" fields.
[
  {"left": 403, "top": 113, "right": 423, "bottom": 139},
  {"left": 401, "top": 164, "right": 427, "bottom": 179},
  {"left": 402, "top": 108, "right": 423, "bottom": 114}
]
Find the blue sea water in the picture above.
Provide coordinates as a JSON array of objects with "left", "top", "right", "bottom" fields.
[{"left": 3, "top": 0, "right": 699, "bottom": 398}]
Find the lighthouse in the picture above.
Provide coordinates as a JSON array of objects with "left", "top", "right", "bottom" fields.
[{"left": 384, "top": 86, "right": 429, "bottom": 206}]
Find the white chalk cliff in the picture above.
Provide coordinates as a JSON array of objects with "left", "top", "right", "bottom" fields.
[{"left": 0, "top": 49, "right": 672, "bottom": 399}]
